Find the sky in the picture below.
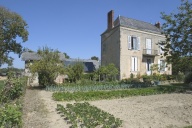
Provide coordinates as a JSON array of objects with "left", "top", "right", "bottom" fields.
[{"left": 0, "top": 0, "right": 188, "bottom": 69}]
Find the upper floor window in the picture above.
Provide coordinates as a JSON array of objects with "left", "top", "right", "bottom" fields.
[
  {"left": 158, "top": 40, "right": 165, "bottom": 55},
  {"left": 128, "top": 36, "right": 140, "bottom": 50}
]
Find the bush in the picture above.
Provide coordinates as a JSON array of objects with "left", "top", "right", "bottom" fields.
[
  {"left": 184, "top": 72, "right": 192, "bottom": 84},
  {"left": 120, "top": 78, "right": 140, "bottom": 84},
  {"left": 0, "top": 104, "right": 22, "bottom": 128},
  {"left": 176, "top": 72, "right": 185, "bottom": 82},
  {"left": 0, "top": 79, "right": 25, "bottom": 103}
]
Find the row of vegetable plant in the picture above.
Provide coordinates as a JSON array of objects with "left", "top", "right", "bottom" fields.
[
  {"left": 53, "top": 86, "right": 186, "bottom": 101},
  {"left": 56, "top": 102, "right": 122, "bottom": 128},
  {"left": 0, "top": 77, "right": 27, "bottom": 127},
  {"left": 46, "top": 82, "right": 152, "bottom": 92}
]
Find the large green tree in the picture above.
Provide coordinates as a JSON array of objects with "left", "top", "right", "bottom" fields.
[
  {"left": 95, "top": 63, "right": 118, "bottom": 81},
  {"left": 91, "top": 56, "right": 99, "bottom": 61},
  {"left": 160, "top": 0, "right": 192, "bottom": 73},
  {"left": 0, "top": 6, "right": 28, "bottom": 66},
  {"left": 29, "top": 47, "right": 64, "bottom": 86},
  {"left": 65, "top": 62, "right": 84, "bottom": 82}
]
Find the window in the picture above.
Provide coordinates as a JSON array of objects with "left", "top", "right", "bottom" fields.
[
  {"left": 159, "top": 40, "right": 164, "bottom": 55},
  {"left": 159, "top": 45, "right": 164, "bottom": 55},
  {"left": 147, "top": 59, "right": 151, "bottom": 71},
  {"left": 131, "top": 57, "right": 138, "bottom": 71},
  {"left": 158, "top": 59, "right": 166, "bottom": 71},
  {"left": 128, "top": 36, "right": 140, "bottom": 50}
]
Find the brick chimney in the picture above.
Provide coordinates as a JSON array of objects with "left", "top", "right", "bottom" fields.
[
  {"left": 107, "top": 10, "right": 114, "bottom": 30},
  {"left": 155, "top": 22, "right": 161, "bottom": 29}
]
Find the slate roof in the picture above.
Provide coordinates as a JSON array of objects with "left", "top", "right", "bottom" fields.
[
  {"left": 64, "top": 59, "right": 100, "bottom": 72},
  {"left": 21, "top": 52, "right": 100, "bottom": 73},
  {"left": 113, "top": 16, "right": 162, "bottom": 34},
  {"left": 21, "top": 52, "right": 65, "bottom": 61}
]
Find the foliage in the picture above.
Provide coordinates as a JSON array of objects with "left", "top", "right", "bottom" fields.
[
  {"left": 63, "top": 52, "right": 70, "bottom": 59},
  {"left": 95, "top": 63, "right": 119, "bottom": 81},
  {"left": 46, "top": 81, "right": 152, "bottom": 92},
  {"left": 0, "top": 78, "right": 26, "bottom": 103},
  {"left": 184, "top": 72, "right": 192, "bottom": 84},
  {"left": 0, "top": 67, "right": 24, "bottom": 74},
  {"left": 65, "top": 61, "right": 84, "bottom": 83},
  {"left": 0, "top": 80, "right": 5, "bottom": 90},
  {"left": 150, "top": 64, "right": 159, "bottom": 74},
  {"left": 0, "top": 104, "right": 22, "bottom": 128},
  {"left": 52, "top": 86, "right": 188, "bottom": 101},
  {"left": 176, "top": 71, "right": 185, "bottom": 82},
  {"left": 160, "top": 0, "right": 192, "bottom": 64},
  {"left": 0, "top": 6, "right": 28, "bottom": 66},
  {"left": 172, "top": 56, "right": 192, "bottom": 75},
  {"left": 120, "top": 78, "right": 140, "bottom": 84},
  {"left": 91, "top": 56, "right": 99, "bottom": 61},
  {"left": 56, "top": 102, "right": 122, "bottom": 128},
  {"left": 0, "top": 77, "right": 27, "bottom": 128},
  {"left": 29, "top": 47, "right": 65, "bottom": 86}
]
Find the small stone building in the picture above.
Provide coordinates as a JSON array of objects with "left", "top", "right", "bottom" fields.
[{"left": 21, "top": 52, "right": 100, "bottom": 86}]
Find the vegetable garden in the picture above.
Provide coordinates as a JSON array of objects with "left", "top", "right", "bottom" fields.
[
  {"left": 0, "top": 77, "right": 27, "bottom": 127},
  {"left": 52, "top": 85, "right": 189, "bottom": 101},
  {"left": 56, "top": 102, "right": 122, "bottom": 128}
]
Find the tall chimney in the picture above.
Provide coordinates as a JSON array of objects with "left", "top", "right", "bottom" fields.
[
  {"left": 155, "top": 21, "right": 160, "bottom": 29},
  {"left": 107, "top": 10, "right": 114, "bottom": 30}
]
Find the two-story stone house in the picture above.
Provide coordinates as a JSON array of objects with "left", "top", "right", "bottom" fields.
[{"left": 101, "top": 10, "right": 172, "bottom": 80}]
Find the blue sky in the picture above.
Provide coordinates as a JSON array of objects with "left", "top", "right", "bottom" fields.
[{"left": 0, "top": 0, "right": 186, "bottom": 68}]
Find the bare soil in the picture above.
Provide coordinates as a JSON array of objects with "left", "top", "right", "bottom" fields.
[{"left": 22, "top": 89, "right": 192, "bottom": 128}]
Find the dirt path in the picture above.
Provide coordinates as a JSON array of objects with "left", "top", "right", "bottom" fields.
[
  {"left": 22, "top": 89, "right": 192, "bottom": 128},
  {"left": 22, "top": 89, "right": 70, "bottom": 128}
]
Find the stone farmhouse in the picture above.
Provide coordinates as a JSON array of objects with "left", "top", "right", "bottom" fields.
[
  {"left": 21, "top": 52, "right": 100, "bottom": 85},
  {"left": 101, "top": 10, "right": 172, "bottom": 80}
]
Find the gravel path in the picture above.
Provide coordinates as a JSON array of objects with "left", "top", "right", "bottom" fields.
[{"left": 22, "top": 89, "right": 192, "bottom": 128}]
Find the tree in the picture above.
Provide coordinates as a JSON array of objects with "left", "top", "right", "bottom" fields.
[
  {"left": 105, "top": 63, "right": 119, "bottom": 81},
  {"left": 63, "top": 52, "right": 70, "bottom": 59},
  {"left": 160, "top": 0, "right": 192, "bottom": 67},
  {"left": 91, "top": 56, "right": 99, "bottom": 61},
  {"left": 95, "top": 63, "right": 118, "bottom": 81},
  {"left": 65, "top": 62, "right": 84, "bottom": 82},
  {"left": 0, "top": 6, "right": 29, "bottom": 66},
  {"left": 29, "top": 47, "right": 64, "bottom": 86}
]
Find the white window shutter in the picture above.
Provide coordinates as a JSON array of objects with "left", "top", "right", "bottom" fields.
[
  {"left": 128, "top": 36, "right": 131, "bottom": 49},
  {"left": 165, "top": 62, "right": 167, "bottom": 71},
  {"left": 158, "top": 59, "right": 160, "bottom": 71},
  {"left": 137, "top": 37, "right": 140, "bottom": 50},
  {"left": 135, "top": 57, "right": 138, "bottom": 71},
  {"left": 131, "top": 57, "right": 134, "bottom": 71}
]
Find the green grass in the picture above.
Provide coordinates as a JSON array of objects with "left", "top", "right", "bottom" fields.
[{"left": 52, "top": 85, "right": 188, "bottom": 101}]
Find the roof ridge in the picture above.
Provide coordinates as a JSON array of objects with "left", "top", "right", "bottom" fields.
[{"left": 119, "top": 15, "right": 156, "bottom": 26}]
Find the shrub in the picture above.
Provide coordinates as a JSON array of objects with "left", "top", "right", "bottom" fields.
[
  {"left": 120, "top": 78, "right": 140, "bottom": 84},
  {"left": 0, "top": 104, "right": 22, "bottom": 127},
  {"left": 0, "top": 78, "right": 24, "bottom": 103},
  {"left": 184, "top": 72, "right": 192, "bottom": 84},
  {"left": 176, "top": 72, "right": 185, "bottom": 82}
]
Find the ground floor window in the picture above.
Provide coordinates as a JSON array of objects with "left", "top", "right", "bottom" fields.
[
  {"left": 160, "top": 60, "right": 166, "bottom": 71},
  {"left": 131, "top": 57, "right": 137, "bottom": 71}
]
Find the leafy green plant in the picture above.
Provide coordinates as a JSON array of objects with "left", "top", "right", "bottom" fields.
[
  {"left": 0, "top": 78, "right": 25, "bottom": 103},
  {"left": 184, "top": 72, "right": 192, "bottom": 84},
  {"left": 56, "top": 102, "right": 122, "bottom": 128},
  {"left": 52, "top": 85, "right": 188, "bottom": 101},
  {"left": 0, "top": 104, "right": 22, "bottom": 128}
]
